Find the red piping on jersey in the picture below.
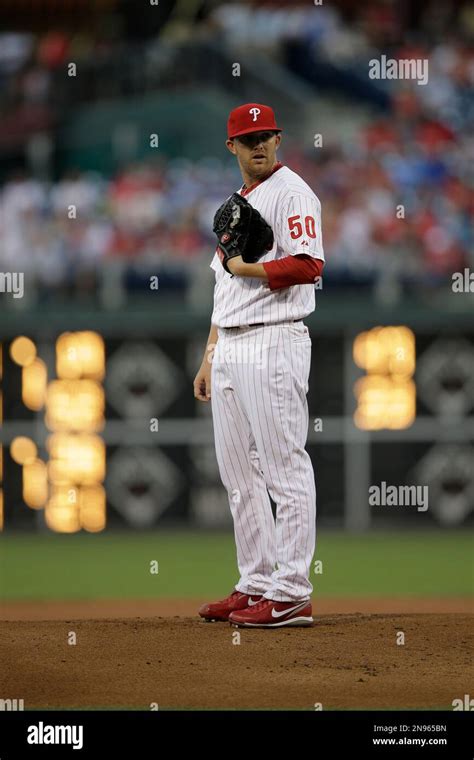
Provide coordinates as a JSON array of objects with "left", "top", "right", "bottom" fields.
[
  {"left": 262, "top": 254, "right": 324, "bottom": 291},
  {"left": 240, "top": 161, "right": 284, "bottom": 197}
]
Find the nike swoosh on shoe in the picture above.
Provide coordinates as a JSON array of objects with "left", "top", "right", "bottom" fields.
[
  {"left": 247, "top": 597, "right": 261, "bottom": 607},
  {"left": 271, "top": 601, "right": 308, "bottom": 619}
]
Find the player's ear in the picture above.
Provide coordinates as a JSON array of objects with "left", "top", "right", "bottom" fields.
[
  {"left": 275, "top": 133, "right": 281, "bottom": 149},
  {"left": 226, "top": 139, "right": 237, "bottom": 155}
]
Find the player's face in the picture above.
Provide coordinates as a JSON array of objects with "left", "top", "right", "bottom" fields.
[{"left": 226, "top": 131, "right": 281, "bottom": 180}]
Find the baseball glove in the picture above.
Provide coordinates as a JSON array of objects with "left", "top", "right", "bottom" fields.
[{"left": 212, "top": 193, "right": 274, "bottom": 274}]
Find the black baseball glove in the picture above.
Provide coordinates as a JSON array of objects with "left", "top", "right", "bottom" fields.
[{"left": 212, "top": 193, "right": 274, "bottom": 274}]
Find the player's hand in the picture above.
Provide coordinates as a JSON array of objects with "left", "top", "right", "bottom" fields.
[
  {"left": 226, "top": 255, "right": 244, "bottom": 275},
  {"left": 193, "top": 362, "right": 212, "bottom": 402}
]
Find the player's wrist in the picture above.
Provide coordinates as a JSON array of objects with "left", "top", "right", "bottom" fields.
[
  {"left": 227, "top": 256, "right": 245, "bottom": 275},
  {"left": 227, "top": 259, "right": 268, "bottom": 280},
  {"left": 240, "top": 262, "right": 268, "bottom": 280}
]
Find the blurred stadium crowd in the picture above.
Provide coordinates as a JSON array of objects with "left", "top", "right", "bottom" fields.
[{"left": 0, "top": 0, "right": 472, "bottom": 299}]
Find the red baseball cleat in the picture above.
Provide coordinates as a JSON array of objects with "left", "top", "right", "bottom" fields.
[
  {"left": 228, "top": 598, "right": 313, "bottom": 628},
  {"left": 198, "top": 590, "right": 262, "bottom": 622}
]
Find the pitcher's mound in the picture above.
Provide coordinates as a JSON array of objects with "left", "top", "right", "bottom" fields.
[{"left": 2, "top": 613, "right": 472, "bottom": 709}]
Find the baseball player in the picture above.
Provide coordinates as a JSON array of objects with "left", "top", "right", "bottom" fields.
[{"left": 194, "top": 103, "right": 324, "bottom": 627}]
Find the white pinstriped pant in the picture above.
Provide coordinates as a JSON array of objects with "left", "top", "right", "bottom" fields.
[{"left": 211, "top": 321, "right": 316, "bottom": 602}]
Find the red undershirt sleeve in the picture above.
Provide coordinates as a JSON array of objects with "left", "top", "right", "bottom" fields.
[{"left": 262, "top": 254, "right": 324, "bottom": 291}]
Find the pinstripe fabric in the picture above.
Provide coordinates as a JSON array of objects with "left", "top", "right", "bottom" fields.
[
  {"left": 210, "top": 165, "right": 324, "bottom": 328},
  {"left": 209, "top": 164, "right": 320, "bottom": 602},
  {"left": 211, "top": 322, "right": 316, "bottom": 601}
]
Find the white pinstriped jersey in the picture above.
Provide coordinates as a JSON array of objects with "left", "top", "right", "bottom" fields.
[{"left": 210, "top": 164, "right": 324, "bottom": 328}]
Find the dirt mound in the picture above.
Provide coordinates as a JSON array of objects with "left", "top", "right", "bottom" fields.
[{"left": 2, "top": 612, "right": 472, "bottom": 709}]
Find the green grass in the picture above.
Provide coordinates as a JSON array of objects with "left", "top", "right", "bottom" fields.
[{"left": 0, "top": 530, "right": 472, "bottom": 601}]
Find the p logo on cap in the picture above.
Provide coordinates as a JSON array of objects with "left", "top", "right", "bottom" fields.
[{"left": 227, "top": 103, "right": 282, "bottom": 139}]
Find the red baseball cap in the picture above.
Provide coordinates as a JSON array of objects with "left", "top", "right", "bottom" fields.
[{"left": 227, "top": 103, "right": 282, "bottom": 139}]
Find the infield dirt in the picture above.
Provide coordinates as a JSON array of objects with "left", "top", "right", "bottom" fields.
[{"left": 1, "top": 598, "right": 472, "bottom": 709}]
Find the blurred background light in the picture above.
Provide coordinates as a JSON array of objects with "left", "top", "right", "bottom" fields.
[
  {"left": 10, "top": 337, "right": 37, "bottom": 368},
  {"left": 10, "top": 436, "right": 37, "bottom": 465}
]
